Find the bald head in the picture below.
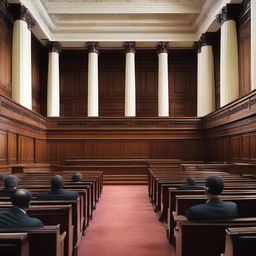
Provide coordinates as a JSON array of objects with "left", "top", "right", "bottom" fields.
[
  {"left": 11, "top": 189, "right": 32, "bottom": 209},
  {"left": 51, "top": 175, "right": 64, "bottom": 190}
]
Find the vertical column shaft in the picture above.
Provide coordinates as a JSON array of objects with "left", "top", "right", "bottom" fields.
[
  {"left": 156, "top": 42, "right": 169, "bottom": 117},
  {"left": 86, "top": 42, "right": 99, "bottom": 117},
  {"left": 47, "top": 42, "right": 61, "bottom": 117},
  {"left": 123, "top": 42, "right": 136, "bottom": 117},
  {"left": 217, "top": 5, "right": 239, "bottom": 107},
  {"left": 12, "top": 12, "right": 34, "bottom": 110}
]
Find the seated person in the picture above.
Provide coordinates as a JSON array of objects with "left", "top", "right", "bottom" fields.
[
  {"left": 36, "top": 175, "right": 79, "bottom": 200},
  {"left": 0, "top": 189, "right": 44, "bottom": 228},
  {"left": 177, "top": 177, "right": 205, "bottom": 190},
  {"left": 186, "top": 176, "right": 238, "bottom": 221},
  {"left": 0, "top": 175, "right": 19, "bottom": 197},
  {"left": 71, "top": 172, "right": 83, "bottom": 183}
]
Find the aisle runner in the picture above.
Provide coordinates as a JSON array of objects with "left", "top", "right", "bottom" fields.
[{"left": 78, "top": 185, "right": 174, "bottom": 256}]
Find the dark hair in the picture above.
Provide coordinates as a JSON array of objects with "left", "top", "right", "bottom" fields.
[
  {"left": 186, "top": 177, "right": 196, "bottom": 186},
  {"left": 205, "top": 176, "right": 224, "bottom": 195},
  {"left": 4, "top": 175, "right": 19, "bottom": 189},
  {"left": 51, "top": 175, "right": 64, "bottom": 190},
  {"left": 11, "top": 189, "right": 32, "bottom": 209},
  {"left": 72, "top": 173, "right": 82, "bottom": 182}
]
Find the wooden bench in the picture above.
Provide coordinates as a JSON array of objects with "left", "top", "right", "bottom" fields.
[
  {"left": 0, "top": 233, "right": 29, "bottom": 256},
  {"left": 174, "top": 216, "right": 256, "bottom": 256},
  {"left": 225, "top": 227, "right": 256, "bottom": 256},
  {"left": 0, "top": 225, "right": 65, "bottom": 256}
]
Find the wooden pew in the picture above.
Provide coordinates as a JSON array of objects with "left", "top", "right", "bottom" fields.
[
  {"left": 168, "top": 195, "right": 256, "bottom": 243},
  {"left": 0, "top": 205, "right": 73, "bottom": 256},
  {"left": 174, "top": 216, "right": 256, "bottom": 256},
  {"left": 0, "top": 225, "right": 65, "bottom": 256},
  {"left": 0, "top": 233, "right": 29, "bottom": 256},
  {"left": 225, "top": 227, "right": 256, "bottom": 256}
]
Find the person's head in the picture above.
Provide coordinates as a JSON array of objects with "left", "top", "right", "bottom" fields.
[
  {"left": 72, "top": 173, "right": 83, "bottom": 182},
  {"left": 186, "top": 177, "right": 196, "bottom": 186},
  {"left": 51, "top": 175, "right": 64, "bottom": 190},
  {"left": 4, "top": 175, "right": 19, "bottom": 189},
  {"left": 205, "top": 176, "right": 224, "bottom": 197},
  {"left": 11, "top": 189, "right": 32, "bottom": 211}
]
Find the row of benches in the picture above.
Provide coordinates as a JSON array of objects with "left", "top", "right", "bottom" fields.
[
  {"left": 148, "top": 165, "right": 256, "bottom": 256},
  {"left": 0, "top": 170, "right": 103, "bottom": 256}
]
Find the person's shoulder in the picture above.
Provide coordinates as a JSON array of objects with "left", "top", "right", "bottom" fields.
[
  {"left": 25, "top": 215, "right": 44, "bottom": 227},
  {"left": 63, "top": 190, "right": 79, "bottom": 198},
  {"left": 223, "top": 200, "right": 238, "bottom": 208}
]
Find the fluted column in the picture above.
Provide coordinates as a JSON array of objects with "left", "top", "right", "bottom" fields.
[
  {"left": 47, "top": 42, "right": 61, "bottom": 117},
  {"left": 197, "top": 34, "right": 215, "bottom": 117},
  {"left": 86, "top": 42, "right": 99, "bottom": 117},
  {"left": 252, "top": 0, "right": 256, "bottom": 90},
  {"left": 156, "top": 42, "right": 169, "bottom": 117},
  {"left": 216, "top": 5, "right": 239, "bottom": 107},
  {"left": 12, "top": 6, "right": 35, "bottom": 110},
  {"left": 123, "top": 42, "right": 136, "bottom": 116}
]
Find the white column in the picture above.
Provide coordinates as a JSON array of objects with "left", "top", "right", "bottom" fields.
[
  {"left": 197, "top": 50, "right": 203, "bottom": 117},
  {"left": 156, "top": 42, "right": 169, "bottom": 117},
  {"left": 86, "top": 42, "right": 99, "bottom": 117},
  {"left": 123, "top": 42, "right": 136, "bottom": 117},
  {"left": 251, "top": 0, "right": 256, "bottom": 90},
  {"left": 199, "top": 45, "right": 215, "bottom": 116},
  {"left": 47, "top": 43, "right": 61, "bottom": 117},
  {"left": 217, "top": 7, "right": 239, "bottom": 107},
  {"left": 12, "top": 17, "right": 33, "bottom": 110}
]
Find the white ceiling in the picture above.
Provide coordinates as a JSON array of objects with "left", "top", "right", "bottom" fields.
[{"left": 8, "top": 0, "right": 244, "bottom": 48}]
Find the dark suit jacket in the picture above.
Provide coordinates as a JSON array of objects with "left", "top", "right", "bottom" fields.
[
  {"left": 177, "top": 185, "right": 205, "bottom": 190},
  {"left": 0, "top": 207, "right": 44, "bottom": 228},
  {"left": 186, "top": 197, "right": 238, "bottom": 221},
  {"left": 36, "top": 189, "right": 79, "bottom": 200},
  {"left": 0, "top": 188, "right": 16, "bottom": 197}
]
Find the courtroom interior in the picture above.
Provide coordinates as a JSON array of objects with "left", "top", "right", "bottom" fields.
[{"left": 0, "top": 0, "right": 256, "bottom": 255}]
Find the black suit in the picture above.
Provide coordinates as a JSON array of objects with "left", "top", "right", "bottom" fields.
[
  {"left": 177, "top": 185, "right": 205, "bottom": 190},
  {"left": 0, "top": 207, "right": 44, "bottom": 228},
  {"left": 186, "top": 197, "right": 238, "bottom": 221},
  {"left": 36, "top": 189, "right": 79, "bottom": 200},
  {"left": 0, "top": 188, "right": 16, "bottom": 197}
]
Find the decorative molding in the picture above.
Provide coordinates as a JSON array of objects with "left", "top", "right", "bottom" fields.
[
  {"left": 216, "top": 4, "right": 240, "bottom": 25},
  {"left": 17, "top": 5, "right": 36, "bottom": 30},
  {"left": 85, "top": 41, "right": 99, "bottom": 54},
  {"left": 47, "top": 41, "right": 62, "bottom": 54},
  {"left": 123, "top": 41, "right": 136, "bottom": 54},
  {"left": 156, "top": 41, "right": 169, "bottom": 54}
]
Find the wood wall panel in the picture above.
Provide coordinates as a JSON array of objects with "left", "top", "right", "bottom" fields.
[
  {"left": 0, "top": 14, "right": 12, "bottom": 98},
  {"left": 238, "top": 0, "right": 251, "bottom": 96},
  {"left": 48, "top": 140, "right": 57, "bottom": 163},
  {"left": 19, "top": 136, "right": 34, "bottom": 164},
  {"left": 59, "top": 49, "right": 197, "bottom": 117},
  {"left": 0, "top": 131, "right": 7, "bottom": 164},
  {"left": 35, "top": 139, "right": 48, "bottom": 163},
  {"left": 7, "top": 133, "right": 17, "bottom": 164}
]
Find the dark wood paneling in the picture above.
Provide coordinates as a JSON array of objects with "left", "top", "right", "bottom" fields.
[
  {"left": 0, "top": 130, "right": 7, "bottom": 164},
  {"left": 238, "top": 0, "right": 251, "bottom": 96},
  {"left": 59, "top": 49, "right": 197, "bottom": 117},
  {"left": 0, "top": 13, "right": 12, "bottom": 98},
  {"left": 19, "top": 136, "right": 34, "bottom": 164},
  {"left": 35, "top": 139, "right": 48, "bottom": 163},
  {"left": 7, "top": 132, "right": 17, "bottom": 164}
]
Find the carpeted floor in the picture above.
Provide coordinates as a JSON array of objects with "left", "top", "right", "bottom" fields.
[{"left": 78, "top": 185, "right": 174, "bottom": 256}]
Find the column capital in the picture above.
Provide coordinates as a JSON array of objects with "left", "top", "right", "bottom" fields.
[
  {"left": 15, "top": 5, "right": 36, "bottom": 30},
  {"left": 123, "top": 41, "right": 136, "bottom": 54},
  {"left": 47, "top": 41, "right": 62, "bottom": 54},
  {"left": 85, "top": 42, "right": 99, "bottom": 54},
  {"left": 194, "top": 32, "right": 216, "bottom": 53},
  {"left": 216, "top": 4, "right": 240, "bottom": 25},
  {"left": 193, "top": 41, "right": 201, "bottom": 54},
  {"left": 156, "top": 41, "right": 169, "bottom": 54}
]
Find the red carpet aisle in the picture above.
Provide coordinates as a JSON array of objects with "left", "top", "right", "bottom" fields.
[{"left": 78, "top": 185, "right": 174, "bottom": 256}]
